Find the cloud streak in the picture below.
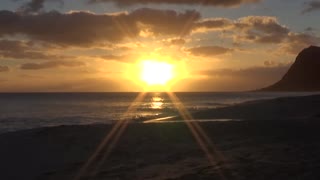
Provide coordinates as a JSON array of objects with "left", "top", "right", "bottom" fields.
[
  {"left": 188, "top": 46, "right": 232, "bottom": 56},
  {"left": 89, "top": 0, "right": 261, "bottom": 7},
  {"left": 16, "top": 0, "right": 63, "bottom": 14},
  {"left": 0, "top": 40, "right": 71, "bottom": 60},
  {"left": 193, "top": 18, "right": 232, "bottom": 32},
  {"left": 20, "top": 60, "right": 85, "bottom": 70}
]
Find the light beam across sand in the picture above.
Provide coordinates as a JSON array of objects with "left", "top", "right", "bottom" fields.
[
  {"left": 74, "top": 92, "right": 147, "bottom": 180},
  {"left": 74, "top": 91, "right": 231, "bottom": 180}
]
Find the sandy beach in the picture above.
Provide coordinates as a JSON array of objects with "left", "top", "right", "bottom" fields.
[{"left": 1, "top": 94, "right": 320, "bottom": 180}]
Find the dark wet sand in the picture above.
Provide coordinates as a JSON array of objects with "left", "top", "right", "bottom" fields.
[{"left": 1, "top": 95, "right": 320, "bottom": 180}]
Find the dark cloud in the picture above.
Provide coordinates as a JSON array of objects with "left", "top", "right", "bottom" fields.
[
  {"left": 0, "top": 66, "right": 9, "bottom": 72},
  {"left": 0, "top": 10, "right": 137, "bottom": 46},
  {"left": 169, "top": 38, "right": 186, "bottom": 46},
  {"left": 130, "top": 8, "right": 200, "bottom": 36},
  {"left": 188, "top": 46, "right": 232, "bottom": 56},
  {"left": 89, "top": 0, "right": 261, "bottom": 7},
  {"left": 0, "top": 9, "right": 199, "bottom": 46},
  {"left": 302, "top": 1, "right": 320, "bottom": 14},
  {"left": 20, "top": 60, "right": 85, "bottom": 70},
  {"left": 305, "top": 27, "right": 315, "bottom": 31},
  {"left": 18, "top": 0, "right": 46, "bottom": 14},
  {"left": 193, "top": 18, "right": 232, "bottom": 31},
  {"left": 16, "top": 0, "right": 63, "bottom": 14},
  {"left": 0, "top": 40, "right": 71, "bottom": 60}
]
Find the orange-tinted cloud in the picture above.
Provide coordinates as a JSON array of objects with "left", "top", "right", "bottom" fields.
[
  {"left": 0, "top": 66, "right": 9, "bottom": 72},
  {"left": 89, "top": 0, "right": 261, "bottom": 7},
  {"left": 20, "top": 60, "right": 85, "bottom": 70},
  {"left": 98, "top": 54, "right": 136, "bottom": 63},
  {"left": 169, "top": 38, "right": 186, "bottom": 46},
  {"left": 0, "top": 40, "right": 71, "bottom": 60}
]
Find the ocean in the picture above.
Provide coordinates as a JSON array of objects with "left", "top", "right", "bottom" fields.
[{"left": 0, "top": 92, "right": 317, "bottom": 133}]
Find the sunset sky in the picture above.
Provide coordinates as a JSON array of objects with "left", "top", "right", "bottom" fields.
[{"left": 0, "top": 0, "right": 319, "bottom": 92}]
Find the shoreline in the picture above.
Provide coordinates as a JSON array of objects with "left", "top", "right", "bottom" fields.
[{"left": 1, "top": 93, "right": 320, "bottom": 135}]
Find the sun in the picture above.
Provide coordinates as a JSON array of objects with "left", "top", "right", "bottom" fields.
[{"left": 140, "top": 60, "right": 174, "bottom": 85}]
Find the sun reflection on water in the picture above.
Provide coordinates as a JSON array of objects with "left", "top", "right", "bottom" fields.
[{"left": 150, "top": 96, "right": 164, "bottom": 109}]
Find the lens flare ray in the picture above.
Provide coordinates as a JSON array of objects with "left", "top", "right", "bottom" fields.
[
  {"left": 74, "top": 92, "right": 146, "bottom": 180},
  {"left": 167, "top": 92, "right": 229, "bottom": 179}
]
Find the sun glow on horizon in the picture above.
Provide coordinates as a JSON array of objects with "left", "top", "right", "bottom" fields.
[{"left": 140, "top": 60, "right": 174, "bottom": 86}]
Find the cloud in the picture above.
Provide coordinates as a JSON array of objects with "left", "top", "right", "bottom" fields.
[
  {"left": 0, "top": 40, "right": 71, "bottom": 60},
  {"left": 217, "top": 16, "right": 320, "bottom": 54},
  {"left": 193, "top": 18, "right": 233, "bottom": 32},
  {"left": 169, "top": 38, "right": 186, "bottom": 46},
  {"left": 302, "top": 1, "right": 320, "bottom": 14},
  {"left": 16, "top": 0, "right": 63, "bottom": 14},
  {"left": 1, "top": 8, "right": 317, "bottom": 56},
  {"left": 89, "top": 0, "right": 261, "bottom": 7},
  {"left": 305, "top": 27, "right": 315, "bottom": 32},
  {"left": 280, "top": 32, "right": 320, "bottom": 54},
  {"left": 0, "top": 8, "right": 200, "bottom": 46},
  {"left": 98, "top": 54, "right": 136, "bottom": 63},
  {"left": 0, "top": 66, "right": 9, "bottom": 72},
  {"left": 234, "top": 16, "right": 289, "bottom": 44},
  {"left": 0, "top": 10, "right": 138, "bottom": 46},
  {"left": 190, "top": 16, "right": 318, "bottom": 53},
  {"left": 20, "top": 60, "right": 85, "bottom": 70},
  {"left": 264, "top": 60, "right": 285, "bottom": 67},
  {"left": 188, "top": 46, "right": 232, "bottom": 56},
  {"left": 130, "top": 8, "right": 200, "bottom": 36}
]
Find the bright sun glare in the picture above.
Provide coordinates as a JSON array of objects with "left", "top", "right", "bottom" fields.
[{"left": 140, "top": 60, "right": 173, "bottom": 85}]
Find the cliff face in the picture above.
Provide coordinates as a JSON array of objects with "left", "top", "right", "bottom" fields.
[{"left": 262, "top": 46, "right": 320, "bottom": 91}]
